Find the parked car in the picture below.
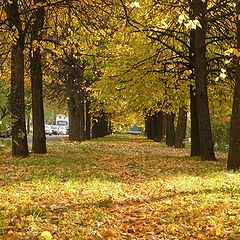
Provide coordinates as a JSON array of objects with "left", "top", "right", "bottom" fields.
[
  {"left": 50, "top": 125, "right": 60, "bottom": 135},
  {"left": 58, "top": 126, "right": 67, "bottom": 135},
  {"left": 45, "top": 125, "right": 53, "bottom": 135}
]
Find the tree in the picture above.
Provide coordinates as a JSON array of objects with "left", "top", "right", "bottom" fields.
[
  {"left": 189, "top": 0, "right": 216, "bottom": 160},
  {"left": 227, "top": 1, "right": 240, "bottom": 170},
  {"left": 30, "top": 0, "right": 47, "bottom": 153},
  {"left": 5, "top": 0, "right": 29, "bottom": 157},
  {"left": 175, "top": 106, "right": 187, "bottom": 148},
  {"left": 117, "top": 0, "right": 236, "bottom": 160},
  {"left": 166, "top": 112, "right": 175, "bottom": 147},
  {"left": 66, "top": 56, "right": 86, "bottom": 141},
  {"left": 92, "top": 111, "right": 110, "bottom": 138}
]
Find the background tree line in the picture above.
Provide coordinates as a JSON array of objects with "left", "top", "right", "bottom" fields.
[{"left": 0, "top": 0, "right": 240, "bottom": 170}]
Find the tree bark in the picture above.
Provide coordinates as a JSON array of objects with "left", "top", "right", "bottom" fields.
[
  {"left": 189, "top": 22, "right": 201, "bottom": 156},
  {"left": 175, "top": 106, "right": 187, "bottom": 148},
  {"left": 145, "top": 113, "right": 156, "bottom": 140},
  {"left": 79, "top": 98, "right": 85, "bottom": 140},
  {"left": 166, "top": 113, "right": 175, "bottom": 147},
  {"left": 68, "top": 77, "right": 76, "bottom": 141},
  {"left": 66, "top": 56, "right": 86, "bottom": 142},
  {"left": 11, "top": 42, "right": 29, "bottom": 157},
  {"left": 227, "top": 2, "right": 240, "bottom": 170},
  {"left": 154, "top": 111, "right": 165, "bottom": 142},
  {"left": 30, "top": 3, "right": 46, "bottom": 153},
  {"left": 92, "top": 112, "right": 109, "bottom": 138},
  {"left": 193, "top": 0, "right": 216, "bottom": 160},
  {"left": 84, "top": 76, "right": 91, "bottom": 139},
  {"left": 6, "top": 0, "right": 29, "bottom": 157},
  {"left": 31, "top": 48, "right": 46, "bottom": 153},
  {"left": 85, "top": 99, "right": 91, "bottom": 140},
  {"left": 68, "top": 77, "right": 84, "bottom": 141},
  {"left": 145, "top": 114, "right": 152, "bottom": 139},
  {"left": 147, "top": 111, "right": 165, "bottom": 142}
]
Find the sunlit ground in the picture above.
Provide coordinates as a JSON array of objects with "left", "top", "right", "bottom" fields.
[{"left": 0, "top": 135, "right": 239, "bottom": 239}]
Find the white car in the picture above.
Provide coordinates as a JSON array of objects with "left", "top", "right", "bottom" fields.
[
  {"left": 58, "top": 126, "right": 67, "bottom": 135},
  {"left": 45, "top": 125, "right": 53, "bottom": 135},
  {"left": 50, "top": 125, "right": 60, "bottom": 135}
]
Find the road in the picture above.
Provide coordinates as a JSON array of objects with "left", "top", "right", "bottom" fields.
[
  {"left": 0, "top": 134, "right": 69, "bottom": 147},
  {"left": 28, "top": 134, "right": 69, "bottom": 144}
]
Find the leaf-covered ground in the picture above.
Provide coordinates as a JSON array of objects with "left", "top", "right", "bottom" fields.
[{"left": 0, "top": 135, "right": 240, "bottom": 239}]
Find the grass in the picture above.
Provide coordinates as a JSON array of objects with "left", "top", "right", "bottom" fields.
[{"left": 0, "top": 134, "right": 239, "bottom": 239}]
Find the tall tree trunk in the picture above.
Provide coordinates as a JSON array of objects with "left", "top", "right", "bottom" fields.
[
  {"left": 30, "top": 4, "right": 46, "bottom": 153},
  {"left": 193, "top": 0, "right": 216, "bottom": 160},
  {"left": 146, "top": 111, "right": 166, "bottom": 141},
  {"left": 147, "top": 114, "right": 154, "bottom": 140},
  {"left": 145, "top": 114, "right": 153, "bottom": 139},
  {"left": 190, "top": 86, "right": 201, "bottom": 156},
  {"left": 166, "top": 113, "right": 175, "bottom": 146},
  {"left": 92, "top": 112, "right": 109, "bottom": 138},
  {"left": 72, "top": 87, "right": 82, "bottom": 141},
  {"left": 68, "top": 73, "right": 82, "bottom": 141},
  {"left": 85, "top": 99, "right": 91, "bottom": 140},
  {"left": 79, "top": 98, "right": 85, "bottom": 140},
  {"left": 6, "top": 0, "right": 29, "bottom": 157},
  {"left": 31, "top": 48, "right": 46, "bottom": 153},
  {"left": 154, "top": 111, "right": 165, "bottom": 142},
  {"left": 85, "top": 77, "right": 91, "bottom": 140},
  {"left": 227, "top": 2, "right": 240, "bottom": 170},
  {"left": 151, "top": 111, "right": 158, "bottom": 141},
  {"left": 175, "top": 106, "right": 187, "bottom": 148},
  {"left": 68, "top": 79, "right": 76, "bottom": 141},
  {"left": 11, "top": 42, "right": 29, "bottom": 157},
  {"left": 189, "top": 24, "right": 201, "bottom": 156},
  {"left": 69, "top": 91, "right": 85, "bottom": 141},
  {"left": 66, "top": 56, "right": 86, "bottom": 142}
]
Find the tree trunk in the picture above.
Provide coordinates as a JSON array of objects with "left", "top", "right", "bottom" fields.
[
  {"left": 190, "top": 87, "right": 201, "bottom": 156},
  {"left": 92, "top": 112, "right": 109, "bottom": 138},
  {"left": 145, "top": 114, "right": 152, "bottom": 139},
  {"left": 189, "top": 24, "right": 201, "bottom": 156},
  {"left": 227, "top": 2, "right": 240, "bottom": 170},
  {"left": 147, "top": 114, "right": 154, "bottom": 140},
  {"left": 166, "top": 113, "right": 175, "bottom": 147},
  {"left": 73, "top": 94, "right": 81, "bottom": 141},
  {"left": 66, "top": 56, "right": 85, "bottom": 142},
  {"left": 193, "top": 0, "right": 216, "bottom": 160},
  {"left": 154, "top": 111, "right": 165, "bottom": 142},
  {"left": 30, "top": 3, "right": 46, "bottom": 153},
  {"left": 175, "top": 106, "right": 187, "bottom": 148},
  {"left": 68, "top": 80, "right": 76, "bottom": 141},
  {"left": 31, "top": 48, "right": 46, "bottom": 153},
  {"left": 11, "top": 43, "right": 29, "bottom": 157},
  {"left": 6, "top": 0, "right": 29, "bottom": 157},
  {"left": 151, "top": 112, "right": 158, "bottom": 141},
  {"left": 79, "top": 98, "right": 85, "bottom": 140},
  {"left": 68, "top": 73, "right": 81, "bottom": 141},
  {"left": 85, "top": 99, "right": 91, "bottom": 140}
]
